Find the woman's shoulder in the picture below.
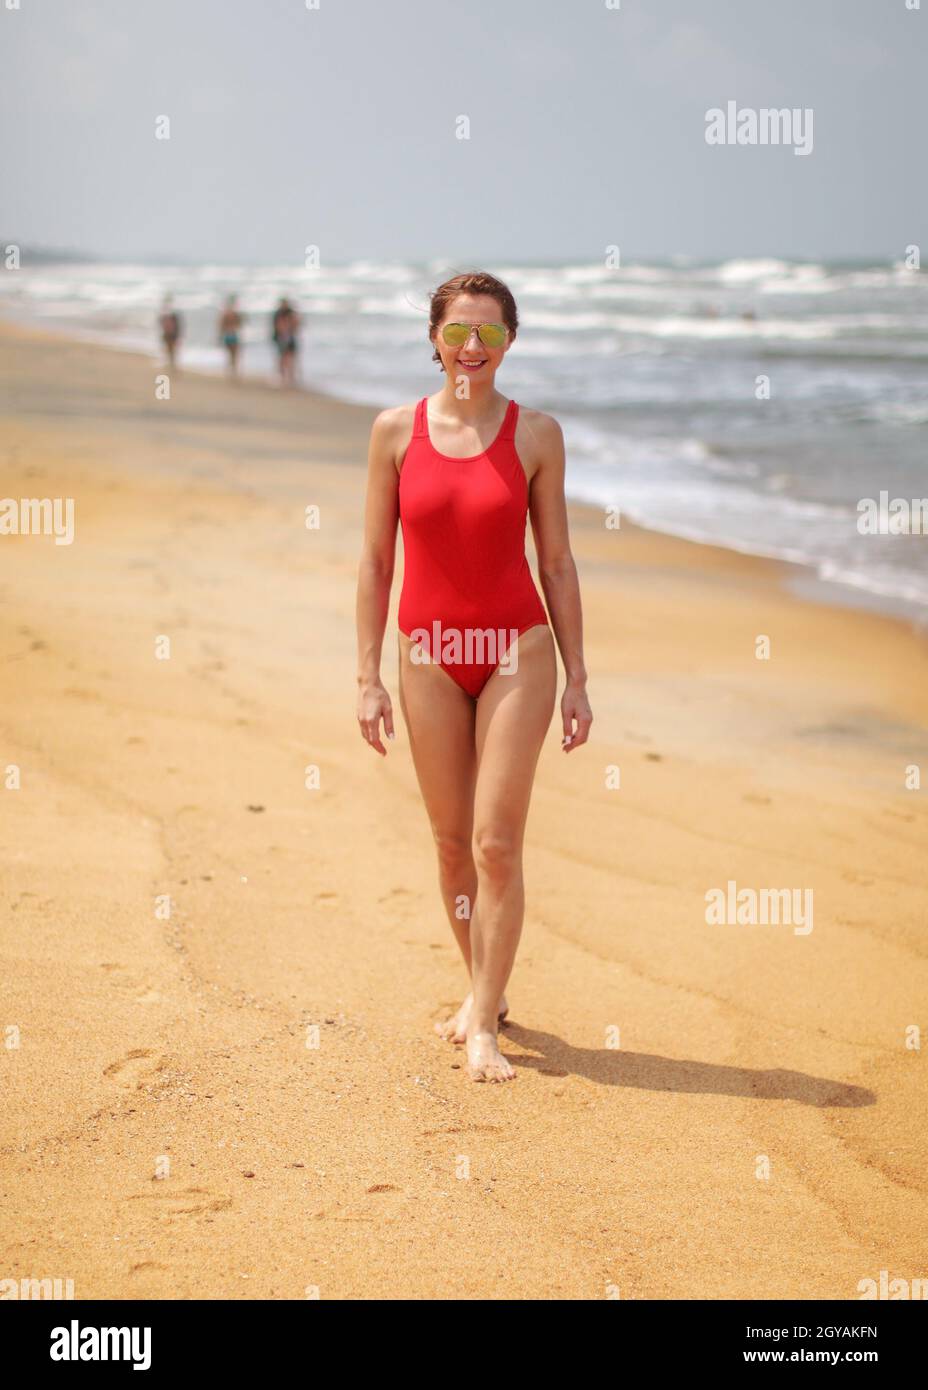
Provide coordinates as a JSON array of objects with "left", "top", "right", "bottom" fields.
[
  {"left": 514, "top": 405, "right": 564, "bottom": 469},
  {"left": 371, "top": 399, "right": 420, "bottom": 438},
  {"left": 516, "top": 404, "right": 561, "bottom": 432},
  {"left": 369, "top": 400, "right": 421, "bottom": 472}
]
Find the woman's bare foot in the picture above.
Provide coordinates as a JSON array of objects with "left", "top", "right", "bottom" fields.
[
  {"left": 466, "top": 1029, "right": 515, "bottom": 1082},
  {"left": 435, "top": 991, "right": 508, "bottom": 1043}
]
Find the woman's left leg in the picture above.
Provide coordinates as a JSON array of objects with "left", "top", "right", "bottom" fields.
[{"left": 468, "top": 625, "right": 557, "bottom": 1081}]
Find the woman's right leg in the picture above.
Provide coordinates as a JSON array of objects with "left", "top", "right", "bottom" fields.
[{"left": 397, "top": 634, "right": 507, "bottom": 1039}]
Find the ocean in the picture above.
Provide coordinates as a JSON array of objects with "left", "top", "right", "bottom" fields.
[{"left": 2, "top": 256, "right": 926, "bottom": 623}]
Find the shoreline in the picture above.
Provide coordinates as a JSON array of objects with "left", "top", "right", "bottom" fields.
[{"left": 3, "top": 314, "right": 924, "bottom": 638}]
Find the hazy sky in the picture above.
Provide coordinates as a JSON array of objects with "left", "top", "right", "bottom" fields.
[{"left": 2, "top": 0, "right": 925, "bottom": 263}]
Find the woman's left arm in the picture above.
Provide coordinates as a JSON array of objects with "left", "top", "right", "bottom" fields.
[{"left": 527, "top": 414, "right": 593, "bottom": 752}]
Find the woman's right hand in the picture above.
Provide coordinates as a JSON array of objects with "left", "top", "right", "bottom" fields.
[{"left": 357, "top": 678, "right": 395, "bottom": 755}]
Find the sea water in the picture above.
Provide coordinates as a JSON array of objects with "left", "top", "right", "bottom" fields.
[{"left": 2, "top": 255, "right": 925, "bottom": 624}]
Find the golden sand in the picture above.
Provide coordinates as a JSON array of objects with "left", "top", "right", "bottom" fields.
[{"left": 1, "top": 321, "right": 926, "bottom": 1299}]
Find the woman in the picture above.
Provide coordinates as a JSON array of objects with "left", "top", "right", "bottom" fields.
[
  {"left": 271, "top": 297, "right": 300, "bottom": 388},
  {"left": 158, "top": 295, "right": 181, "bottom": 370},
  {"left": 218, "top": 294, "right": 243, "bottom": 376},
  {"left": 356, "top": 270, "right": 591, "bottom": 1083}
]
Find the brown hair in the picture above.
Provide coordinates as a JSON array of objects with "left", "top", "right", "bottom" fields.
[{"left": 428, "top": 270, "right": 518, "bottom": 370}]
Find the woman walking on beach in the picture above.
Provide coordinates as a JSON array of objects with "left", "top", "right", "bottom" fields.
[{"left": 356, "top": 270, "right": 591, "bottom": 1082}]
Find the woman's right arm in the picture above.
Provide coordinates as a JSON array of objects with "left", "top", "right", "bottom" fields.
[{"left": 356, "top": 409, "right": 401, "bottom": 755}]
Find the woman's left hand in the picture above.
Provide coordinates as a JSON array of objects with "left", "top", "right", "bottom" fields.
[{"left": 561, "top": 680, "right": 592, "bottom": 751}]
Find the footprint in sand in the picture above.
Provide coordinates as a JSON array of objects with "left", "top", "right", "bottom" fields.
[
  {"left": 421, "top": 1124, "right": 502, "bottom": 1137},
  {"left": 99, "top": 965, "right": 160, "bottom": 1005},
  {"left": 126, "top": 1186, "right": 233, "bottom": 1219},
  {"left": 378, "top": 886, "right": 417, "bottom": 904},
  {"left": 102, "top": 1049, "right": 164, "bottom": 1087},
  {"left": 329, "top": 1186, "right": 407, "bottom": 1224}
]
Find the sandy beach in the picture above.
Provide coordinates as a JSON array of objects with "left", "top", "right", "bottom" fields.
[{"left": 1, "top": 319, "right": 926, "bottom": 1301}]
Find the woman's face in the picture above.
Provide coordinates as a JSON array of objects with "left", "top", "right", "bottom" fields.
[{"left": 432, "top": 293, "right": 513, "bottom": 384}]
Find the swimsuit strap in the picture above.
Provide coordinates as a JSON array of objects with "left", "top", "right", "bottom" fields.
[
  {"left": 498, "top": 398, "right": 519, "bottom": 442},
  {"left": 412, "top": 397, "right": 429, "bottom": 438}
]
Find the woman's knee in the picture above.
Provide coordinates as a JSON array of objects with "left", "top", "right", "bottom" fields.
[
  {"left": 473, "top": 826, "right": 521, "bottom": 881},
  {"left": 433, "top": 828, "right": 473, "bottom": 878}
]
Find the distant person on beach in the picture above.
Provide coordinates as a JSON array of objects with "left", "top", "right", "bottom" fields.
[
  {"left": 355, "top": 270, "right": 592, "bottom": 1083},
  {"left": 271, "top": 297, "right": 300, "bottom": 387},
  {"left": 159, "top": 296, "right": 182, "bottom": 369},
  {"left": 218, "top": 294, "right": 243, "bottom": 375},
  {"left": 218, "top": 294, "right": 243, "bottom": 376}
]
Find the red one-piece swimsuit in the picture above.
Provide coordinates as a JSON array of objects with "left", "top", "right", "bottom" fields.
[{"left": 398, "top": 395, "right": 549, "bottom": 698}]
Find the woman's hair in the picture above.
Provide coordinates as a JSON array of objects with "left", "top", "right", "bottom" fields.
[{"left": 428, "top": 270, "right": 518, "bottom": 370}]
